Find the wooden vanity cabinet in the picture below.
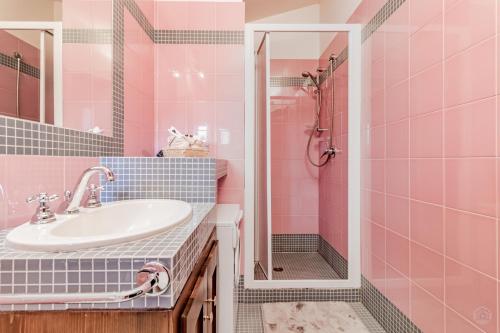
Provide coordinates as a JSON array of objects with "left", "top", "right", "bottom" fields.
[
  {"left": 0, "top": 235, "right": 219, "bottom": 333},
  {"left": 181, "top": 243, "right": 218, "bottom": 333}
]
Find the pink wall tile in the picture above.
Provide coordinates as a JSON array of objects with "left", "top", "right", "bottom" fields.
[
  {"left": 216, "top": 3, "right": 244, "bottom": 30},
  {"left": 444, "top": 97, "right": 496, "bottom": 157},
  {"left": 411, "top": 283, "right": 445, "bottom": 333},
  {"left": 410, "top": 200, "right": 444, "bottom": 253},
  {"left": 410, "top": 159, "right": 443, "bottom": 205},
  {"left": 155, "top": 2, "right": 188, "bottom": 30},
  {"left": 386, "top": 159, "right": 409, "bottom": 197},
  {"left": 410, "top": 14, "right": 443, "bottom": 75},
  {"left": 444, "top": 0, "right": 496, "bottom": 58},
  {"left": 5, "top": 156, "right": 64, "bottom": 228},
  {"left": 446, "top": 308, "right": 485, "bottom": 333},
  {"left": 386, "top": 231, "right": 410, "bottom": 277},
  {"left": 386, "top": 195, "right": 409, "bottom": 237},
  {"left": 410, "top": 110, "right": 443, "bottom": 158},
  {"left": 409, "top": 0, "right": 443, "bottom": 33},
  {"left": 445, "top": 259, "right": 497, "bottom": 333},
  {"left": 385, "top": 80, "right": 409, "bottom": 123},
  {"left": 444, "top": 37, "right": 496, "bottom": 107},
  {"left": 410, "top": 63, "right": 443, "bottom": 117},
  {"left": 410, "top": 241, "right": 445, "bottom": 300},
  {"left": 445, "top": 158, "right": 496, "bottom": 217},
  {"left": 445, "top": 209, "right": 497, "bottom": 277},
  {"left": 386, "top": 119, "right": 409, "bottom": 158},
  {"left": 386, "top": 264, "right": 410, "bottom": 317}
]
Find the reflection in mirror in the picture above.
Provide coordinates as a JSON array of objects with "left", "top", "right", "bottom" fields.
[
  {"left": 0, "top": 29, "right": 55, "bottom": 124},
  {"left": 0, "top": 0, "right": 114, "bottom": 138}
]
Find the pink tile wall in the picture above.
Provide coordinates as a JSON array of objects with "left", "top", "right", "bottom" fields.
[
  {"left": 318, "top": 33, "right": 349, "bottom": 258},
  {"left": 124, "top": 10, "right": 155, "bottom": 156},
  {"left": 62, "top": 0, "right": 113, "bottom": 134},
  {"left": 154, "top": 1, "right": 245, "bottom": 206},
  {"left": 358, "top": 0, "right": 500, "bottom": 331},
  {"left": 0, "top": 156, "right": 99, "bottom": 229},
  {"left": 270, "top": 59, "right": 319, "bottom": 234},
  {"left": 0, "top": 31, "right": 40, "bottom": 122}
]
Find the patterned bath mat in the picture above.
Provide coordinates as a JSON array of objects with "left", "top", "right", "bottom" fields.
[{"left": 261, "top": 302, "right": 371, "bottom": 333}]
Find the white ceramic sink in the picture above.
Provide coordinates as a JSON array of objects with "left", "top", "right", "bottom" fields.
[{"left": 6, "top": 199, "right": 193, "bottom": 252}]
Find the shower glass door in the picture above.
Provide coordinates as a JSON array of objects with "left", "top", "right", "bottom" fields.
[
  {"left": 245, "top": 24, "right": 362, "bottom": 289},
  {"left": 255, "top": 32, "right": 272, "bottom": 279}
]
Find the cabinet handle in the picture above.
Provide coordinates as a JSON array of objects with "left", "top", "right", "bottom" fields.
[
  {"left": 203, "top": 313, "right": 213, "bottom": 322},
  {"left": 205, "top": 296, "right": 216, "bottom": 306}
]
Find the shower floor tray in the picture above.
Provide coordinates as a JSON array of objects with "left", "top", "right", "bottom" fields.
[{"left": 254, "top": 252, "right": 341, "bottom": 280}]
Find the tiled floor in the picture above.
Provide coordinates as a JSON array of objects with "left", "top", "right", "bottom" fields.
[
  {"left": 236, "top": 302, "right": 386, "bottom": 333},
  {"left": 255, "top": 252, "right": 341, "bottom": 280}
]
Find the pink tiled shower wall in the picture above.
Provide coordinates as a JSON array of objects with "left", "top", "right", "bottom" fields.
[
  {"left": 318, "top": 33, "right": 350, "bottom": 260},
  {"left": 0, "top": 31, "right": 40, "bottom": 122},
  {"left": 270, "top": 59, "right": 320, "bottom": 235},
  {"left": 356, "top": 0, "right": 500, "bottom": 332}
]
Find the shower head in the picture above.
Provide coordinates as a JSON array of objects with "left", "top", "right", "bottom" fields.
[
  {"left": 301, "top": 71, "right": 320, "bottom": 89},
  {"left": 13, "top": 52, "right": 22, "bottom": 60}
]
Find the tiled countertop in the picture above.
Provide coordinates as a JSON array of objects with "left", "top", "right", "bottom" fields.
[{"left": 0, "top": 203, "right": 215, "bottom": 311}]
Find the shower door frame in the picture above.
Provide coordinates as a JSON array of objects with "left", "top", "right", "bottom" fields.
[{"left": 244, "top": 23, "right": 362, "bottom": 289}]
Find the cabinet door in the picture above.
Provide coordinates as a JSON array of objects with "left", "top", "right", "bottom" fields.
[
  {"left": 181, "top": 269, "right": 208, "bottom": 333},
  {"left": 205, "top": 244, "right": 218, "bottom": 333}
]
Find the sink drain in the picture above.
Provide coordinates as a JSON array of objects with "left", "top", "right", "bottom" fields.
[{"left": 273, "top": 267, "right": 284, "bottom": 272}]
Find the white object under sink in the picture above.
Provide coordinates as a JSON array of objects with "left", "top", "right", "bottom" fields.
[{"left": 6, "top": 199, "right": 193, "bottom": 252}]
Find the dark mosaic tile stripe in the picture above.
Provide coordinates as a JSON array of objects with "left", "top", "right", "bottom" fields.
[
  {"left": 154, "top": 30, "right": 244, "bottom": 45},
  {"left": 270, "top": 76, "right": 310, "bottom": 88},
  {"left": 236, "top": 276, "right": 360, "bottom": 304},
  {"left": 320, "top": 0, "right": 407, "bottom": 84},
  {"left": 0, "top": 53, "right": 39, "bottom": 79},
  {"left": 0, "top": 117, "right": 118, "bottom": 156},
  {"left": 318, "top": 236, "right": 348, "bottom": 279},
  {"left": 362, "top": 276, "right": 422, "bottom": 333},
  {"left": 123, "top": 0, "right": 154, "bottom": 41},
  {"left": 272, "top": 234, "right": 319, "bottom": 253},
  {"left": 62, "top": 29, "right": 113, "bottom": 44}
]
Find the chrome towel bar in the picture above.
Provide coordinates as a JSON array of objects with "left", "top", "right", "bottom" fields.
[{"left": 0, "top": 262, "right": 170, "bottom": 305}]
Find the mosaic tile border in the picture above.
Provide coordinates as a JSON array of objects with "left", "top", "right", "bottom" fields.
[
  {"left": 0, "top": 204, "right": 214, "bottom": 311},
  {"left": 318, "top": 236, "right": 348, "bottom": 279},
  {"left": 270, "top": 76, "right": 310, "bottom": 88},
  {"left": 0, "top": 53, "right": 39, "bottom": 79},
  {"left": 0, "top": 117, "right": 118, "bottom": 156},
  {"left": 123, "top": 0, "right": 154, "bottom": 41},
  {"left": 154, "top": 30, "right": 244, "bottom": 45},
  {"left": 272, "top": 234, "right": 319, "bottom": 253},
  {"left": 361, "top": 276, "right": 422, "bottom": 333},
  {"left": 271, "top": 234, "right": 347, "bottom": 279},
  {"left": 236, "top": 276, "right": 360, "bottom": 304},
  {"left": 100, "top": 157, "right": 217, "bottom": 203},
  {"left": 62, "top": 29, "right": 113, "bottom": 44},
  {"left": 319, "top": 0, "right": 406, "bottom": 85}
]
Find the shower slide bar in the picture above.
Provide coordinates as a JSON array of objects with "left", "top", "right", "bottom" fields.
[{"left": 0, "top": 262, "right": 170, "bottom": 305}]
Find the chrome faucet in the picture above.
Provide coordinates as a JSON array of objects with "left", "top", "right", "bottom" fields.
[{"left": 59, "top": 166, "right": 115, "bottom": 214}]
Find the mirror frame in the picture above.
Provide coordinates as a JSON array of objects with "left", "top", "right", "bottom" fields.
[
  {"left": 0, "top": 18, "right": 121, "bottom": 157},
  {"left": 0, "top": 21, "right": 63, "bottom": 126}
]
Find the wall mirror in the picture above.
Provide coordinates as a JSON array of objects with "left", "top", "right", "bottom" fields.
[{"left": 0, "top": 0, "right": 117, "bottom": 156}]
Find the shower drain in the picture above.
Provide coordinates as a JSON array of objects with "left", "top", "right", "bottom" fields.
[{"left": 273, "top": 267, "right": 284, "bottom": 272}]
